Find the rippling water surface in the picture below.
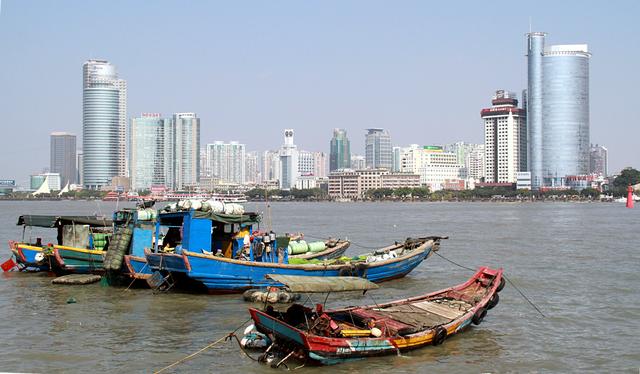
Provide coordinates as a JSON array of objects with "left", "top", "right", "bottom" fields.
[{"left": 0, "top": 201, "right": 638, "bottom": 373}]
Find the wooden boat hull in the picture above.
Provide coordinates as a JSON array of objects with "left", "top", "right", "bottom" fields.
[
  {"left": 51, "top": 246, "right": 105, "bottom": 274},
  {"left": 249, "top": 267, "right": 503, "bottom": 365},
  {"left": 147, "top": 239, "right": 439, "bottom": 293},
  {"left": 10, "top": 242, "right": 50, "bottom": 271}
]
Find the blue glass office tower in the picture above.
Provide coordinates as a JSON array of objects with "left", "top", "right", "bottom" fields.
[{"left": 526, "top": 33, "right": 590, "bottom": 189}]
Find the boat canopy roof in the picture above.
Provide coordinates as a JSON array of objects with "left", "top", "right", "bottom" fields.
[
  {"left": 17, "top": 215, "right": 113, "bottom": 228},
  {"left": 266, "top": 274, "right": 379, "bottom": 293},
  {"left": 192, "top": 211, "right": 260, "bottom": 225}
]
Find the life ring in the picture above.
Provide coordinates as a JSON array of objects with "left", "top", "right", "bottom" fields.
[
  {"left": 487, "top": 293, "right": 499, "bottom": 310},
  {"left": 472, "top": 307, "right": 487, "bottom": 325},
  {"left": 496, "top": 278, "right": 505, "bottom": 292},
  {"left": 432, "top": 326, "right": 447, "bottom": 345},
  {"left": 338, "top": 266, "right": 353, "bottom": 277}
]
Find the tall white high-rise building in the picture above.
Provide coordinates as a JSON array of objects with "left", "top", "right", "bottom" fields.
[
  {"left": 481, "top": 90, "right": 527, "bottom": 183},
  {"left": 262, "top": 150, "right": 281, "bottom": 182},
  {"left": 298, "top": 150, "right": 315, "bottom": 176},
  {"left": 466, "top": 144, "right": 486, "bottom": 181},
  {"left": 166, "top": 113, "right": 200, "bottom": 190},
  {"left": 130, "top": 114, "right": 166, "bottom": 191},
  {"left": 279, "top": 129, "right": 299, "bottom": 190},
  {"left": 82, "top": 59, "right": 127, "bottom": 189},
  {"left": 350, "top": 154, "right": 366, "bottom": 170},
  {"left": 314, "top": 152, "right": 327, "bottom": 178},
  {"left": 400, "top": 146, "right": 465, "bottom": 191},
  {"left": 207, "top": 141, "right": 246, "bottom": 185},
  {"left": 245, "top": 151, "right": 259, "bottom": 184}
]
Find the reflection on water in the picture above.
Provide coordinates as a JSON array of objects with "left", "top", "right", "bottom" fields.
[{"left": 0, "top": 201, "right": 639, "bottom": 372}]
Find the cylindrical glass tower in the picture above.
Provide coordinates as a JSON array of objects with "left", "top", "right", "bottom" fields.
[
  {"left": 541, "top": 46, "right": 591, "bottom": 186},
  {"left": 82, "top": 85, "right": 119, "bottom": 189},
  {"left": 526, "top": 32, "right": 545, "bottom": 189}
]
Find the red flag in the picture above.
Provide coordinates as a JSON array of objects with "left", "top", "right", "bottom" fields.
[{"left": 1, "top": 258, "right": 17, "bottom": 272}]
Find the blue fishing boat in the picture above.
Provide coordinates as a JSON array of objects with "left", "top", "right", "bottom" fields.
[
  {"left": 8, "top": 215, "right": 112, "bottom": 272},
  {"left": 144, "top": 208, "right": 445, "bottom": 293}
]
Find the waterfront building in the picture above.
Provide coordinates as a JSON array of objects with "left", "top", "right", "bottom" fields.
[
  {"left": 350, "top": 154, "right": 366, "bottom": 170},
  {"left": 200, "top": 147, "right": 209, "bottom": 179},
  {"left": 329, "top": 129, "right": 351, "bottom": 172},
  {"left": 207, "top": 141, "right": 245, "bottom": 185},
  {"left": 30, "top": 173, "right": 61, "bottom": 191},
  {"left": 166, "top": 113, "right": 200, "bottom": 190},
  {"left": 245, "top": 151, "right": 259, "bottom": 184},
  {"left": 328, "top": 169, "right": 420, "bottom": 199},
  {"left": 314, "top": 152, "right": 327, "bottom": 178},
  {"left": 50, "top": 132, "right": 77, "bottom": 186},
  {"left": 295, "top": 175, "right": 318, "bottom": 190},
  {"left": 400, "top": 146, "right": 465, "bottom": 191},
  {"left": 481, "top": 90, "right": 527, "bottom": 183},
  {"left": 466, "top": 145, "right": 485, "bottom": 182},
  {"left": 130, "top": 114, "right": 166, "bottom": 191},
  {"left": 298, "top": 150, "right": 315, "bottom": 176},
  {"left": 77, "top": 151, "right": 83, "bottom": 186},
  {"left": 82, "top": 59, "right": 127, "bottom": 189},
  {"left": 516, "top": 171, "right": 532, "bottom": 190},
  {"left": 279, "top": 129, "right": 299, "bottom": 190},
  {"left": 589, "top": 144, "right": 608, "bottom": 177},
  {"left": 262, "top": 150, "right": 281, "bottom": 183},
  {"left": 365, "top": 128, "right": 392, "bottom": 169},
  {"left": 527, "top": 33, "right": 591, "bottom": 188}
]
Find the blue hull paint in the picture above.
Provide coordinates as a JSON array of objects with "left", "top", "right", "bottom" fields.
[
  {"left": 129, "top": 257, "right": 152, "bottom": 275},
  {"left": 155, "top": 243, "right": 434, "bottom": 293},
  {"left": 12, "top": 246, "right": 50, "bottom": 272},
  {"left": 146, "top": 252, "right": 188, "bottom": 273}
]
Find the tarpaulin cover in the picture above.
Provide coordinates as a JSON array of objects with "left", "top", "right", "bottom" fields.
[
  {"left": 17, "top": 215, "right": 113, "bottom": 227},
  {"left": 192, "top": 211, "right": 260, "bottom": 225},
  {"left": 265, "top": 274, "right": 379, "bottom": 293}
]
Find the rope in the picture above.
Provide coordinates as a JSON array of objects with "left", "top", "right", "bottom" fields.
[
  {"left": 432, "top": 251, "right": 546, "bottom": 318},
  {"left": 154, "top": 317, "right": 253, "bottom": 374},
  {"left": 503, "top": 274, "right": 546, "bottom": 318}
]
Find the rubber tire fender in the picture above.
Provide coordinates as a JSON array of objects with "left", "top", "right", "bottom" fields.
[
  {"left": 472, "top": 307, "right": 487, "bottom": 325},
  {"left": 338, "top": 266, "right": 353, "bottom": 277},
  {"left": 496, "top": 278, "right": 506, "bottom": 292},
  {"left": 487, "top": 293, "right": 499, "bottom": 310},
  {"left": 432, "top": 326, "right": 447, "bottom": 346}
]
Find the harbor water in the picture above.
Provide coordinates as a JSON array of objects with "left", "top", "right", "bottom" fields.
[{"left": 0, "top": 201, "right": 638, "bottom": 373}]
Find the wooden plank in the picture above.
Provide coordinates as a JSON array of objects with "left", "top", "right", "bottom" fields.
[{"left": 410, "top": 301, "right": 466, "bottom": 320}]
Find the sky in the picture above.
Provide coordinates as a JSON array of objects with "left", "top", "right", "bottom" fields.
[{"left": 1, "top": 0, "right": 639, "bottom": 185}]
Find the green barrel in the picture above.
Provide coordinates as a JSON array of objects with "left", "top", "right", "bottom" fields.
[
  {"left": 287, "top": 240, "right": 309, "bottom": 255},
  {"left": 307, "top": 241, "right": 326, "bottom": 252}
]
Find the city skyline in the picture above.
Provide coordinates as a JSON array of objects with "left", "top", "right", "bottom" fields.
[{"left": 1, "top": 1, "right": 639, "bottom": 184}]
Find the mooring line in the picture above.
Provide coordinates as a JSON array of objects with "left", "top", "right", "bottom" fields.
[
  {"left": 154, "top": 317, "right": 252, "bottom": 374},
  {"left": 433, "top": 251, "right": 546, "bottom": 318}
]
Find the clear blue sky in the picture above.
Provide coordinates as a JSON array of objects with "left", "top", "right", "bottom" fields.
[{"left": 1, "top": 0, "right": 638, "bottom": 184}]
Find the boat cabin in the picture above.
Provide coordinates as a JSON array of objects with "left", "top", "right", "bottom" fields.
[{"left": 16, "top": 215, "right": 113, "bottom": 250}]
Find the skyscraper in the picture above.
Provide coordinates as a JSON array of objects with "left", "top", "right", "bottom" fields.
[
  {"left": 482, "top": 90, "right": 527, "bottom": 183},
  {"left": 329, "top": 129, "right": 350, "bottom": 171},
  {"left": 208, "top": 141, "right": 246, "bottom": 184},
  {"left": 279, "top": 129, "right": 299, "bottom": 190},
  {"left": 365, "top": 128, "right": 392, "bottom": 169},
  {"left": 262, "top": 150, "right": 281, "bottom": 182},
  {"left": 130, "top": 114, "right": 166, "bottom": 190},
  {"left": 50, "top": 132, "right": 77, "bottom": 186},
  {"left": 589, "top": 144, "right": 608, "bottom": 177},
  {"left": 527, "top": 33, "right": 591, "bottom": 188},
  {"left": 82, "top": 59, "right": 127, "bottom": 189},
  {"left": 245, "top": 151, "right": 259, "bottom": 184},
  {"left": 166, "top": 113, "right": 200, "bottom": 190}
]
